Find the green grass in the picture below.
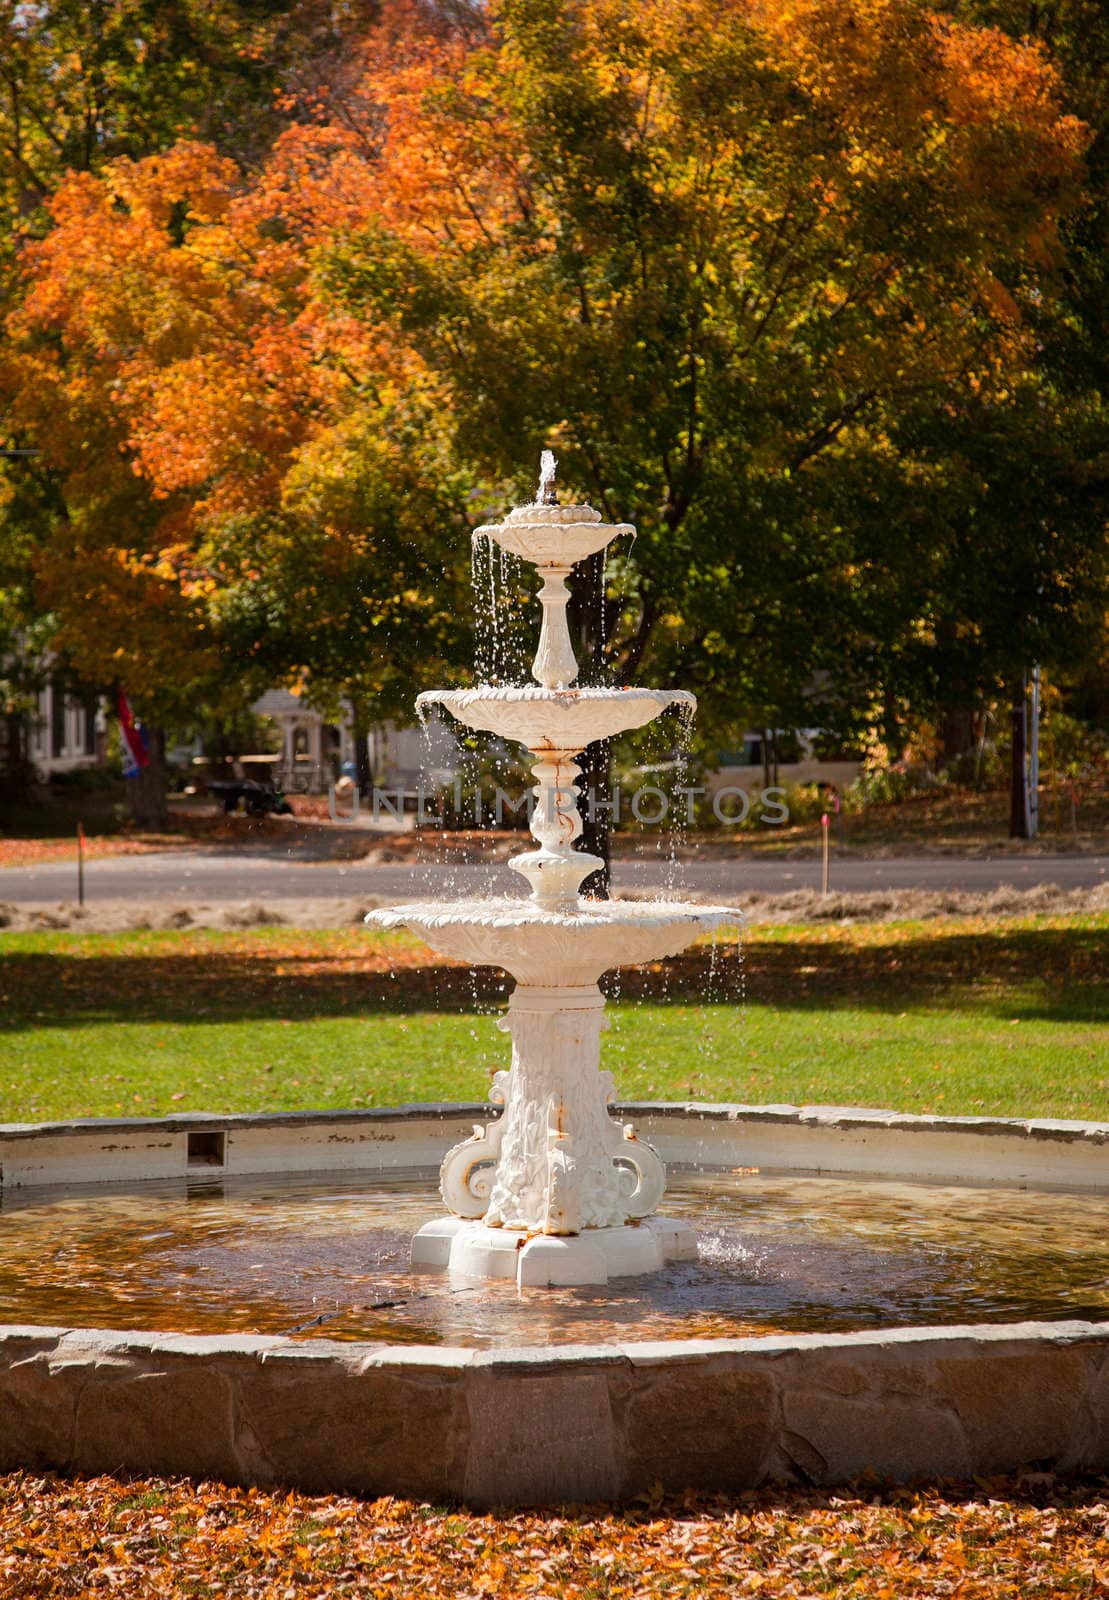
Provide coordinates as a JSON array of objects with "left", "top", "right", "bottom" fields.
[{"left": 0, "top": 917, "right": 1105, "bottom": 1123}]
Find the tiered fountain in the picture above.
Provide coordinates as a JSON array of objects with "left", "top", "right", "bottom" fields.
[{"left": 369, "top": 454, "right": 736, "bottom": 1287}]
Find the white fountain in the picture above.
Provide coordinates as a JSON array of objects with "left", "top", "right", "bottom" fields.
[{"left": 368, "top": 453, "right": 736, "bottom": 1287}]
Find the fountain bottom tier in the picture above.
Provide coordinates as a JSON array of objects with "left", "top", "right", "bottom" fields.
[{"left": 366, "top": 899, "right": 738, "bottom": 1285}]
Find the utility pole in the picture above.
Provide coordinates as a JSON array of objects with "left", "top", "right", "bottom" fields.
[
  {"left": 1009, "top": 675, "right": 1029, "bottom": 839},
  {"left": 1027, "top": 666, "right": 1040, "bottom": 840}
]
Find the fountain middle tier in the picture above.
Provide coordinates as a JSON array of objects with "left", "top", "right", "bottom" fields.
[
  {"left": 370, "top": 896, "right": 735, "bottom": 987},
  {"left": 417, "top": 685, "right": 695, "bottom": 749}
]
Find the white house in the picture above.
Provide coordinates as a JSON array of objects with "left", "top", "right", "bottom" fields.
[
  {"left": 28, "top": 677, "right": 104, "bottom": 777},
  {"left": 251, "top": 689, "right": 433, "bottom": 794}
]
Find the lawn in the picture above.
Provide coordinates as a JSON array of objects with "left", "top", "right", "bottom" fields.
[{"left": 1, "top": 914, "right": 1105, "bottom": 1122}]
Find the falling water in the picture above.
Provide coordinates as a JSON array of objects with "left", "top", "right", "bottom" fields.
[
  {"left": 499, "top": 545, "right": 513, "bottom": 683},
  {"left": 470, "top": 530, "right": 530, "bottom": 686},
  {"left": 732, "top": 923, "right": 747, "bottom": 1013},
  {"left": 664, "top": 701, "right": 698, "bottom": 903},
  {"left": 486, "top": 533, "right": 500, "bottom": 680},
  {"left": 414, "top": 701, "right": 446, "bottom": 900},
  {"left": 470, "top": 533, "right": 491, "bottom": 684},
  {"left": 500, "top": 547, "right": 528, "bottom": 684}
]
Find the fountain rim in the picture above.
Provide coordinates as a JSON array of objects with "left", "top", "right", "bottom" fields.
[
  {"left": 366, "top": 896, "right": 744, "bottom": 931},
  {"left": 416, "top": 685, "right": 696, "bottom": 705}
]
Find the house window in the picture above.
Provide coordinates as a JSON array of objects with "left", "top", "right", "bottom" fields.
[{"left": 84, "top": 703, "right": 97, "bottom": 756}]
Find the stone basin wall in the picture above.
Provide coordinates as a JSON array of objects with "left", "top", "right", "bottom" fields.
[
  {"left": 1, "top": 1322, "right": 1107, "bottom": 1507},
  {"left": 1, "top": 1103, "right": 1107, "bottom": 1505},
  {"left": 2, "top": 1101, "right": 1107, "bottom": 1190}
]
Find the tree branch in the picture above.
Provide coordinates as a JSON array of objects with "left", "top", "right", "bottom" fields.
[{"left": 789, "top": 389, "right": 878, "bottom": 472}]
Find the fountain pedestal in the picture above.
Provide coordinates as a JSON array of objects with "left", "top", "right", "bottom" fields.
[
  {"left": 368, "top": 454, "right": 736, "bottom": 1286},
  {"left": 410, "top": 983, "right": 697, "bottom": 1286}
]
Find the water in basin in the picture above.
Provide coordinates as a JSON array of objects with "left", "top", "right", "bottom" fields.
[{"left": 3, "top": 1168, "right": 1107, "bottom": 1347}]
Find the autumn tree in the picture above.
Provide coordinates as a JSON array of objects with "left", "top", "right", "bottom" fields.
[
  {"left": 0, "top": 0, "right": 380, "bottom": 814},
  {"left": 2, "top": 135, "right": 472, "bottom": 816},
  {"left": 7, "top": 0, "right": 1105, "bottom": 846},
  {"left": 306, "top": 0, "right": 1097, "bottom": 872}
]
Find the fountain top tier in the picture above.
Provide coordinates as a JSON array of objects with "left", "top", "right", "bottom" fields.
[
  {"left": 471, "top": 448, "right": 634, "bottom": 585},
  {"left": 373, "top": 451, "right": 736, "bottom": 928},
  {"left": 470, "top": 451, "right": 635, "bottom": 695},
  {"left": 473, "top": 499, "right": 634, "bottom": 580}
]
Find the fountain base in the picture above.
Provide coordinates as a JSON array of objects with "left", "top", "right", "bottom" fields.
[{"left": 411, "top": 1215, "right": 698, "bottom": 1287}]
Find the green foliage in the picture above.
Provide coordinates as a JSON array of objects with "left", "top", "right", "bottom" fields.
[
  {"left": 848, "top": 764, "right": 945, "bottom": 809},
  {"left": 319, "top": 0, "right": 1107, "bottom": 753}
]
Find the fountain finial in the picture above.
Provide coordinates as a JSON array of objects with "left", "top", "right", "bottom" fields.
[{"left": 537, "top": 449, "right": 559, "bottom": 506}]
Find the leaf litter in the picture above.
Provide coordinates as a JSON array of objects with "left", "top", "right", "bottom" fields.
[{"left": 0, "top": 1470, "right": 1106, "bottom": 1597}]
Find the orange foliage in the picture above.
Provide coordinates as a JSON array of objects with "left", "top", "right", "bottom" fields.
[{"left": 1, "top": 0, "right": 1090, "bottom": 709}]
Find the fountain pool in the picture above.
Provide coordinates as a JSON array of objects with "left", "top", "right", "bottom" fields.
[
  {"left": 1, "top": 1105, "right": 1107, "bottom": 1502},
  {"left": 4, "top": 1166, "right": 1109, "bottom": 1346}
]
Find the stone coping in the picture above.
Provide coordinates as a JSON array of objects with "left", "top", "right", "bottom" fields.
[
  {"left": 3, "top": 1100, "right": 1107, "bottom": 1143},
  {"left": 0, "top": 1103, "right": 496, "bottom": 1140},
  {"left": 2, "top": 1319, "right": 1107, "bottom": 1505},
  {"left": 3, "top": 1101, "right": 1106, "bottom": 1192}
]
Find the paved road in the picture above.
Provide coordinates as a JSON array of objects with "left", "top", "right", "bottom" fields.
[{"left": 1, "top": 849, "right": 1105, "bottom": 904}]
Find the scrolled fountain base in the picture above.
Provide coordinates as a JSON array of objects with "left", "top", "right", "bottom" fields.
[{"left": 411, "top": 1214, "right": 698, "bottom": 1287}]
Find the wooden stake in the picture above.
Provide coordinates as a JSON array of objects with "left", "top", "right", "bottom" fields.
[
  {"left": 821, "top": 811, "right": 830, "bottom": 896},
  {"left": 77, "top": 821, "right": 85, "bottom": 907}
]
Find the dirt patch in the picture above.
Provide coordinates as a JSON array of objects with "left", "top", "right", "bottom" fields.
[
  {"left": 720, "top": 881, "right": 1109, "bottom": 924},
  {"left": 2, "top": 881, "right": 1106, "bottom": 934},
  {"left": 0, "top": 897, "right": 384, "bottom": 933}
]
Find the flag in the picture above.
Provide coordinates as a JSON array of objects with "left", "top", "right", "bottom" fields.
[{"left": 118, "top": 690, "right": 149, "bottom": 778}]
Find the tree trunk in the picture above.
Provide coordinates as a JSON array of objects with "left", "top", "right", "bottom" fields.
[
  {"left": 350, "top": 703, "right": 374, "bottom": 794},
  {"left": 1, "top": 710, "right": 35, "bottom": 801},
  {"left": 940, "top": 707, "right": 977, "bottom": 766},
  {"left": 881, "top": 683, "right": 900, "bottom": 763},
  {"left": 1009, "top": 679, "right": 1029, "bottom": 840},
  {"left": 578, "top": 737, "right": 612, "bottom": 899},
  {"left": 128, "top": 726, "right": 168, "bottom": 829}
]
